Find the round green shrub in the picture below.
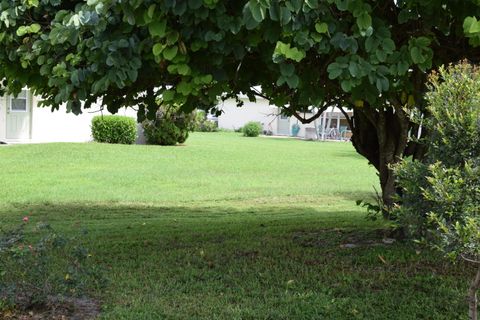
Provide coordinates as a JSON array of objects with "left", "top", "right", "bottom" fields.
[
  {"left": 142, "top": 106, "right": 193, "bottom": 145},
  {"left": 91, "top": 115, "right": 137, "bottom": 144},
  {"left": 242, "top": 121, "right": 262, "bottom": 137}
]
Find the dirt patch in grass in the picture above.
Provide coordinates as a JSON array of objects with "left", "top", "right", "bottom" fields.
[
  {"left": 1, "top": 297, "right": 100, "bottom": 320},
  {"left": 292, "top": 228, "right": 398, "bottom": 249}
]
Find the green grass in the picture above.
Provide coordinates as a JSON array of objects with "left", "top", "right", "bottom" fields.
[{"left": 0, "top": 133, "right": 473, "bottom": 319}]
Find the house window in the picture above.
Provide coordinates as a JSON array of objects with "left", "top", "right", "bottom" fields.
[
  {"left": 280, "top": 114, "right": 289, "bottom": 120},
  {"left": 10, "top": 90, "right": 28, "bottom": 112}
]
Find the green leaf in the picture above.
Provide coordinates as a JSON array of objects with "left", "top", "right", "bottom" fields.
[
  {"left": 191, "top": 40, "right": 206, "bottom": 52},
  {"left": 410, "top": 46, "right": 424, "bottom": 64},
  {"left": 375, "top": 76, "right": 389, "bottom": 92},
  {"left": 269, "top": 2, "right": 280, "bottom": 21},
  {"left": 188, "top": 0, "right": 203, "bottom": 9},
  {"left": 286, "top": 74, "right": 299, "bottom": 88},
  {"left": 194, "top": 74, "right": 213, "bottom": 84},
  {"left": 171, "top": 64, "right": 191, "bottom": 75},
  {"left": 162, "top": 90, "right": 175, "bottom": 101},
  {"left": 397, "top": 61, "right": 409, "bottom": 76},
  {"left": 375, "top": 50, "right": 387, "bottom": 62},
  {"left": 148, "top": 20, "right": 167, "bottom": 38},
  {"left": 163, "top": 46, "right": 178, "bottom": 60},
  {"left": 464, "top": 16, "right": 480, "bottom": 34},
  {"left": 16, "top": 26, "right": 27, "bottom": 37},
  {"left": 280, "top": 63, "right": 295, "bottom": 77},
  {"left": 315, "top": 22, "right": 328, "bottom": 34},
  {"left": 340, "top": 79, "right": 353, "bottom": 92},
  {"left": 166, "top": 32, "right": 179, "bottom": 45},
  {"left": 364, "top": 37, "right": 376, "bottom": 52},
  {"left": 147, "top": 4, "right": 156, "bottom": 19},
  {"left": 248, "top": 0, "right": 266, "bottom": 23},
  {"left": 152, "top": 43, "right": 165, "bottom": 56},
  {"left": 305, "top": 0, "right": 318, "bottom": 9},
  {"left": 327, "top": 62, "right": 344, "bottom": 79},
  {"left": 382, "top": 39, "right": 395, "bottom": 53},
  {"left": 348, "top": 61, "right": 359, "bottom": 77},
  {"left": 280, "top": 6, "right": 292, "bottom": 26},
  {"left": 356, "top": 12, "right": 371, "bottom": 30},
  {"left": 243, "top": 5, "right": 260, "bottom": 30},
  {"left": 273, "top": 41, "right": 306, "bottom": 62},
  {"left": 416, "top": 36, "right": 431, "bottom": 47},
  {"left": 335, "top": 0, "right": 348, "bottom": 11},
  {"left": 30, "top": 23, "right": 41, "bottom": 33},
  {"left": 176, "top": 81, "right": 193, "bottom": 95},
  {"left": 286, "top": 0, "right": 302, "bottom": 13},
  {"left": 202, "top": 74, "right": 213, "bottom": 83},
  {"left": 362, "top": 26, "right": 374, "bottom": 37},
  {"left": 177, "top": 64, "right": 191, "bottom": 76},
  {"left": 173, "top": 2, "right": 187, "bottom": 16}
]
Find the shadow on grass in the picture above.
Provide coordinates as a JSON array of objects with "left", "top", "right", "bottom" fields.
[
  {"left": 0, "top": 203, "right": 475, "bottom": 319},
  {"left": 338, "top": 190, "right": 380, "bottom": 203},
  {"left": 332, "top": 149, "right": 369, "bottom": 159}
]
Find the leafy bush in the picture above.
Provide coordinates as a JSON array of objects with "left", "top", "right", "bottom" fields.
[
  {"left": 142, "top": 106, "right": 193, "bottom": 145},
  {"left": 0, "top": 217, "right": 104, "bottom": 312},
  {"left": 242, "top": 121, "right": 262, "bottom": 137},
  {"left": 193, "top": 111, "right": 218, "bottom": 132},
  {"left": 395, "top": 62, "right": 480, "bottom": 240},
  {"left": 394, "top": 62, "right": 480, "bottom": 318},
  {"left": 91, "top": 115, "right": 137, "bottom": 144}
]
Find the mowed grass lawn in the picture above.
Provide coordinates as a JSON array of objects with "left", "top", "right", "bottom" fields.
[{"left": 0, "top": 133, "right": 473, "bottom": 319}]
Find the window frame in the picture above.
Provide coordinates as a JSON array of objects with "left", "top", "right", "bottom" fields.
[{"left": 9, "top": 90, "right": 29, "bottom": 113}]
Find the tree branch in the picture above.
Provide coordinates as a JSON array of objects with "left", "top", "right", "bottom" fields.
[
  {"left": 338, "top": 105, "right": 354, "bottom": 130},
  {"left": 462, "top": 254, "right": 480, "bottom": 265},
  {"left": 289, "top": 105, "right": 329, "bottom": 124}
]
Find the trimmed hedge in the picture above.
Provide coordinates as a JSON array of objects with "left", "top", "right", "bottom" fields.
[
  {"left": 91, "top": 115, "right": 137, "bottom": 144},
  {"left": 242, "top": 121, "right": 262, "bottom": 137}
]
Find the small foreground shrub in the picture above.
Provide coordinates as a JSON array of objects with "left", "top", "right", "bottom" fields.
[
  {"left": 242, "top": 121, "right": 262, "bottom": 137},
  {"left": 142, "top": 106, "right": 193, "bottom": 145},
  {"left": 0, "top": 217, "right": 104, "bottom": 312},
  {"left": 91, "top": 115, "right": 137, "bottom": 144}
]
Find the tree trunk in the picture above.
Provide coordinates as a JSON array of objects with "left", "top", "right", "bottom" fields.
[
  {"left": 469, "top": 265, "right": 480, "bottom": 320},
  {"left": 349, "top": 104, "right": 411, "bottom": 217}
]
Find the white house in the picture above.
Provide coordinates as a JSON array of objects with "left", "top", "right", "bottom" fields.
[
  {"left": 217, "top": 96, "right": 352, "bottom": 140},
  {"left": 0, "top": 90, "right": 352, "bottom": 144},
  {"left": 0, "top": 89, "right": 137, "bottom": 144},
  {"left": 216, "top": 96, "right": 303, "bottom": 136}
]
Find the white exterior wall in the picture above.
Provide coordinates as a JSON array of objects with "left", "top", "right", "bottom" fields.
[
  {"left": 0, "top": 95, "right": 6, "bottom": 141},
  {"left": 217, "top": 97, "right": 279, "bottom": 134},
  {"left": 30, "top": 98, "right": 137, "bottom": 143},
  {"left": 0, "top": 93, "right": 137, "bottom": 143},
  {"left": 217, "top": 98, "right": 316, "bottom": 137}
]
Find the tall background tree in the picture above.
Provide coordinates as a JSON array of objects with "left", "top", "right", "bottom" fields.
[{"left": 1, "top": 0, "right": 480, "bottom": 209}]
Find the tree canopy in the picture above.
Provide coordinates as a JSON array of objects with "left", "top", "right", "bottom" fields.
[{"left": 1, "top": 0, "right": 480, "bottom": 206}]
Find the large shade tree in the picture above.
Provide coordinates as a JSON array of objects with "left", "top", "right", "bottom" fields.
[{"left": 1, "top": 0, "right": 480, "bottom": 209}]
